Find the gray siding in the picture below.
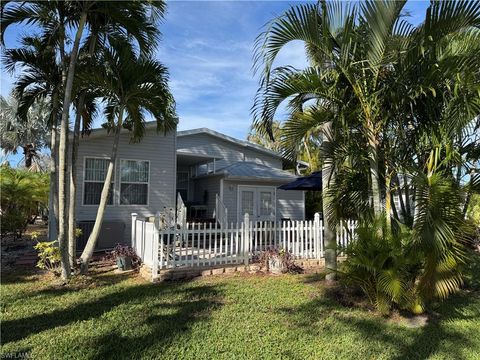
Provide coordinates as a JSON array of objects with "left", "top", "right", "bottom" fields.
[
  {"left": 222, "top": 180, "right": 305, "bottom": 223},
  {"left": 75, "top": 128, "right": 176, "bottom": 245},
  {"left": 222, "top": 180, "right": 238, "bottom": 223},
  {"left": 276, "top": 189, "right": 305, "bottom": 221},
  {"left": 177, "top": 133, "right": 282, "bottom": 170}
]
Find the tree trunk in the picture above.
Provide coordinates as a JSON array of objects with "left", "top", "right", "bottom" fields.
[
  {"left": 68, "top": 35, "right": 97, "bottom": 270},
  {"left": 68, "top": 111, "right": 82, "bottom": 269},
  {"left": 463, "top": 170, "right": 476, "bottom": 218},
  {"left": 80, "top": 112, "right": 124, "bottom": 274},
  {"left": 385, "top": 170, "right": 392, "bottom": 232},
  {"left": 23, "top": 146, "right": 33, "bottom": 168},
  {"left": 322, "top": 122, "right": 337, "bottom": 283},
  {"left": 391, "top": 191, "right": 399, "bottom": 221},
  {"left": 403, "top": 174, "right": 411, "bottom": 220},
  {"left": 48, "top": 122, "right": 59, "bottom": 241},
  {"left": 394, "top": 174, "right": 407, "bottom": 220},
  {"left": 367, "top": 132, "right": 382, "bottom": 217},
  {"left": 57, "top": 11, "right": 87, "bottom": 280}
]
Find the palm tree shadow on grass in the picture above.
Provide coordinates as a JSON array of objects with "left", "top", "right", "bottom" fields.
[
  {"left": 280, "top": 285, "right": 479, "bottom": 360},
  {"left": 1, "top": 272, "right": 41, "bottom": 285},
  {"left": 2, "top": 275, "right": 224, "bottom": 349},
  {"left": 85, "top": 292, "right": 223, "bottom": 360}
]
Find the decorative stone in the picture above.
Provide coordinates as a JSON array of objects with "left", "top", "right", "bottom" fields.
[
  {"left": 211, "top": 268, "right": 225, "bottom": 275},
  {"left": 201, "top": 269, "right": 213, "bottom": 276}
]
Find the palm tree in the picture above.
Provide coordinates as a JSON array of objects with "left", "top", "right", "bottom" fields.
[
  {"left": 0, "top": 95, "right": 49, "bottom": 168},
  {"left": 2, "top": 0, "right": 84, "bottom": 278},
  {"left": 253, "top": 0, "right": 480, "bottom": 283},
  {"left": 2, "top": 0, "right": 168, "bottom": 279},
  {"left": 67, "top": 0, "right": 168, "bottom": 269},
  {"left": 253, "top": 1, "right": 405, "bottom": 219},
  {"left": 3, "top": 35, "right": 63, "bottom": 242},
  {"left": 78, "top": 40, "right": 176, "bottom": 274},
  {"left": 252, "top": 2, "right": 360, "bottom": 281}
]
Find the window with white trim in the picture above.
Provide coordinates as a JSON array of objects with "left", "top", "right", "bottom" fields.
[
  {"left": 120, "top": 160, "right": 149, "bottom": 205},
  {"left": 83, "top": 158, "right": 114, "bottom": 205}
]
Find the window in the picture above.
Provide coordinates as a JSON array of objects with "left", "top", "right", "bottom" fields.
[
  {"left": 83, "top": 158, "right": 114, "bottom": 205},
  {"left": 120, "top": 160, "right": 149, "bottom": 205},
  {"left": 259, "top": 191, "right": 273, "bottom": 216},
  {"left": 240, "top": 190, "right": 254, "bottom": 216}
]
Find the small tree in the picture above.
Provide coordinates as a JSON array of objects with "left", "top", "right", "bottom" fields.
[{"left": 78, "top": 39, "right": 177, "bottom": 274}]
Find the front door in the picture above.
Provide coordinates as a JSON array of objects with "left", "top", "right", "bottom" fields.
[{"left": 239, "top": 186, "right": 275, "bottom": 222}]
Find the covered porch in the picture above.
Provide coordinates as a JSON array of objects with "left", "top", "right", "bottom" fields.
[
  {"left": 176, "top": 151, "right": 222, "bottom": 223},
  {"left": 175, "top": 152, "right": 304, "bottom": 228}
]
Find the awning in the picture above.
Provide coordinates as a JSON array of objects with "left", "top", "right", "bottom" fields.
[{"left": 278, "top": 171, "right": 322, "bottom": 190}]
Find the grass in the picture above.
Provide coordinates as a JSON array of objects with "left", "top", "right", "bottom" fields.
[{"left": 1, "top": 257, "right": 480, "bottom": 360}]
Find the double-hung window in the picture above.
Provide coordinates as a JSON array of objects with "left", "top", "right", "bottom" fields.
[
  {"left": 83, "top": 158, "right": 114, "bottom": 205},
  {"left": 120, "top": 160, "right": 149, "bottom": 205}
]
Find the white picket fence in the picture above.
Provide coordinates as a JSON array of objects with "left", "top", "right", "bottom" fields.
[{"left": 131, "top": 213, "right": 357, "bottom": 280}]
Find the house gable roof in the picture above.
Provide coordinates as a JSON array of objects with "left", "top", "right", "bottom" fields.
[
  {"left": 177, "top": 128, "right": 283, "bottom": 159},
  {"left": 77, "top": 121, "right": 173, "bottom": 140}
]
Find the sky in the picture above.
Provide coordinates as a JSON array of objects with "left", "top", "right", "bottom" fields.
[{"left": 1, "top": 0, "right": 430, "bottom": 165}]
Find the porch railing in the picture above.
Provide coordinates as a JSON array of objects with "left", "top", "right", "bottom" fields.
[
  {"left": 214, "top": 193, "right": 228, "bottom": 229},
  {"left": 132, "top": 213, "right": 357, "bottom": 281},
  {"left": 176, "top": 192, "right": 187, "bottom": 228}
]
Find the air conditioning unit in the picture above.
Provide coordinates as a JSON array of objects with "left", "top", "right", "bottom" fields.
[{"left": 77, "top": 220, "right": 125, "bottom": 251}]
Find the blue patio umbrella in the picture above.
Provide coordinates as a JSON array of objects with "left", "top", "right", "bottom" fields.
[{"left": 278, "top": 171, "right": 322, "bottom": 190}]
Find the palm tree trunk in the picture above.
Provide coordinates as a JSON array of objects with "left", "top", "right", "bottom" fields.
[
  {"left": 80, "top": 112, "right": 124, "bottom": 274},
  {"left": 463, "top": 170, "right": 476, "bottom": 218},
  {"left": 68, "top": 36, "right": 97, "bottom": 270},
  {"left": 367, "top": 132, "right": 382, "bottom": 217},
  {"left": 57, "top": 11, "right": 87, "bottom": 280},
  {"left": 403, "top": 174, "right": 411, "bottom": 220},
  {"left": 68, "top": 111, "right": 82, "bottom": 269},
  {"left": 391, "top": 192, "right": 399, "bottom": 221},
  {"left": 385, "top": 170, "right": 392, "bottom": 232},
  {"left": 23, "top": 145, "right": 33, "bottom": 168},
  {"left": 322, "top": 122, "right": 337, "bottom": 283},
  {"left": 394, "top": 174, "right": 407, "bottom": 219},
  {"left": 48, "top": 122, "right": 59, "bottom": 241}
]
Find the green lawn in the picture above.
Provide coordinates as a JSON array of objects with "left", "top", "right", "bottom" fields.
[{"left": 1, "top": 259, "right": 480, "bottom": 360}]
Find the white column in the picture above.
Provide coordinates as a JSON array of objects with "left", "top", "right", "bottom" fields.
[
  {"left": 243, "top": 213, "right": 250, "bottom": 265},
  {"left": 131, "top": 213, "right": 138, "bottom": 249},
  {"left": 314, "top": 213, "right": 321, "bottom": 259}
]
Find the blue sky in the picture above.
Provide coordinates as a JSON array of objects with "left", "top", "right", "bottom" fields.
[{"left": 1, "top": 1, "right": 430, "bottom": 164}]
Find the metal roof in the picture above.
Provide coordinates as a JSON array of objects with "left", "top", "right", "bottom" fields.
[
  {"left": 200, "top": 161, "right": 297, "bottom": 182},
  {"left": 177, "top": 128, "right": 283, "bottom": 159}
]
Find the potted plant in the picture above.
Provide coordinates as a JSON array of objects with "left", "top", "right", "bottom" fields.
[
  {"left": 255, "top": 247, "right": 302, "bottom": 274},
  {"left": 109, "top": 244, "right": 139, "bottom": 271}
]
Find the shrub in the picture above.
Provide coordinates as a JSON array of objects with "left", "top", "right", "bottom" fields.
[
  {"left": 342, "top": 171, "right": 472, "bottom": 315},
  {"left": 1, "top": 210, "right": 26, "bottom": 237},
  {"left": 0, "top": 166, "right": 48, "bottom": 238},
  {"left": 466, "top": 194, "right": 480, "bottom": 226},
  {"left": 34, "top": 241, "right": 61, "bottom": 275},
  {"left": 340, "top": 220, "right": 420, "bottom": 315}
]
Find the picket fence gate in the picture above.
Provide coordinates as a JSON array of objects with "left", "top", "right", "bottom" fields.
[{"left": 131, "top": 213, "right": 357, "bottom": 281}]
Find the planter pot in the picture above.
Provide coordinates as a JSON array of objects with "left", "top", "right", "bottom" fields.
[
  {"left": 268, "top": 256, "right": 285, "bottom": 274},
  {"left": 116, "top": 256, "right": 132, "bottom": 271}
]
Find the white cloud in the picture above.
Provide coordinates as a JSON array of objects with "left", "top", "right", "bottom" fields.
[{"left": 0, "top": 1, "right": 311, "bottom": 143}]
